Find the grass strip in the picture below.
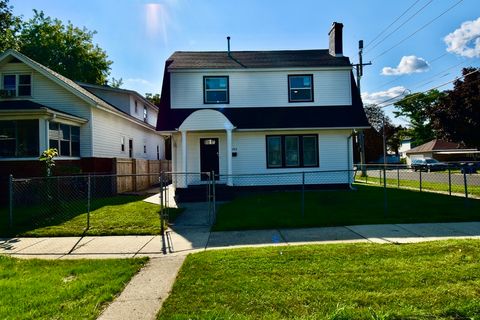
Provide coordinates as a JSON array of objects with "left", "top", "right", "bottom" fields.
[
  {"left": 0, "top": 256, "right": 147, "bottom": 320},
  {"left": 158, "top": 240, "right": 480, "bottom": 320}
]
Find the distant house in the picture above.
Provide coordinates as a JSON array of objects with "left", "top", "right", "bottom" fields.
[
  {"left": 405, "top": 139, "right": 479, "bottom": 164},
  {"left": 398, "top": 138, "right": 412, "bottom": 159},
  {"left": 0, "top": 50, "right": 165, "bottom": 183},
  {"left": 156, "top": 22, "right": 370, "bottom": 190}
]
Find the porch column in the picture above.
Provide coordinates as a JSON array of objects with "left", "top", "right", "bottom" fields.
[
  {"left": 226, "top": 128, "right": 233, "bottom": 186},
  {"left": 181, "top": 130, "right": 188, "bottom": 188}
]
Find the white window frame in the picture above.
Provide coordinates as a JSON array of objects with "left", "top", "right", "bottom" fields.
[{"left": 1, "top": 73, "right": 32, "bottom": 97}]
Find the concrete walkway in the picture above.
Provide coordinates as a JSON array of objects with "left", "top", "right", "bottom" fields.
[{"left": 1, "top": 208, "right": 480, "bottom": 320}]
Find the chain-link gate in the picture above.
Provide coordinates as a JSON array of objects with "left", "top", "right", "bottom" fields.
[{"left": 158, "top": 171, "right": 216, "bottom": 254}]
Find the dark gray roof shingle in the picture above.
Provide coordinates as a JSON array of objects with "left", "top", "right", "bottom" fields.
[{"left": 168, "top": 50, "right": 351, "bottom": 69}]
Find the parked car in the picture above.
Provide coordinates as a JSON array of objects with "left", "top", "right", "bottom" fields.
[
  {"left": 411, "top": 158, "right": 447, "bottom": 172},
  {"left": 459, "top": 162, "right": 478, "bottom": 174}
]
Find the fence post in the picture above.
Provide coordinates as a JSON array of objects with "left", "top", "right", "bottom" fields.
[
  {"left": 87, "top": 174, "right": 91, "bottom": 230},
  {"left": 379, "top": 169, "right": 382, "bottom": 185},
  {"left": 8, "top": 174, "right": 13, "bottom": 229},
  {"left": 448, "top": 167, "right": 452, "bottom": 196},
  {"left": 211, "top": 171, "right": 216, "bottom": 224},
  {"left": 463, "top": 171, "right": 468, "bottom": 199},
  {"left": 397, "top": 167, "right": 400, "bottom": 188},
  {"left": 301, "top": 172, "right": 305, "bottom": 219},
  {"left": 160, "top": 173, "right": 166, "bottom": 254},
  {"left": 419, "top": 170, "right": 422, "bottom": 192}
]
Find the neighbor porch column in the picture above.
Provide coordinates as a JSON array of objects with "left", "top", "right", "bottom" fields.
[
  {"left": 181, "top": 130, "right": 188, "bottom": 188},
  {"left": 226, "top": 128, "right": 233, "bottom": 186}
]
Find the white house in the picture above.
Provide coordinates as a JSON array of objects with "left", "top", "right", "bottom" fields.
[
  {"left": 156, "top": 22, "right": 370, "bottom": 190},
  {"left": 0, "top": 50, "right": 165, "bottom": 175}
]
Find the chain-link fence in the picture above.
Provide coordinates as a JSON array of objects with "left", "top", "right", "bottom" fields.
[
  {"left": 355, "top": 163, "right": 480, "bottom": 198},
  {"left": 3, "top": 173, "right": 164, "bottom": 237}
]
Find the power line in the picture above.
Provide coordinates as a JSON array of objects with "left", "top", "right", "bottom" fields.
[
  {"left": 365, "top": 0, "right": 421, "bottom": 50},
  {"left": 372, "top": 0, "right": 464, "bottom": 61},
  {"left": 377, "top": 68, "right": 479, "bottom": 108},
  {"left": 365, "top": 0, "right": 433, "bottom": 54},
  {"left": 412, "top": 60, "right": 467, "bottom": 90}
]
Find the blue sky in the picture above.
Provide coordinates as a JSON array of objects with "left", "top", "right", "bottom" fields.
[{"left": 10, "top": 0, "right": 480, "bottom": 124}]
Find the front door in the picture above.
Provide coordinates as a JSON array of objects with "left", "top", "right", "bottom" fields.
[{"left": 200, "top": 138, "right": 219, "bottom": 180}]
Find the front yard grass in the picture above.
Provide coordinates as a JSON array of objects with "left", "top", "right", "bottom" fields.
[
  {"left": 213, "top": 184, "right": 480, "bottom": 231},
  {"left": 1, "top": 195, "right": 182, "bottom": 237},
  {"left": 158, "top": 240, "right": 480, "bottom": 319},
  {"left": 0, "top": 256, "right": 147, "bottom": 320}
]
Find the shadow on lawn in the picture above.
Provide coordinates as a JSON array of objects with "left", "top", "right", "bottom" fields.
[{"left": 0, "top": 195, "right": 145, "bottom": 237}]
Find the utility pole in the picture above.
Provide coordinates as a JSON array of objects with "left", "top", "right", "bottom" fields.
[{"left": 353, "top": 40, "right": 372, "bottom": 176}]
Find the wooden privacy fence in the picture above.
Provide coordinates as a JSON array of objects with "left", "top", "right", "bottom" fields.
[{"left": 115, "top": 158, "right": 172, "bottom": 193}]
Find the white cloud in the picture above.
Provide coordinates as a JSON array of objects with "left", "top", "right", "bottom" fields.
[
  {"left": 381, "top": 55, "right": 429, "bottom": 75},
  {"left": 124, "top": 78, "right": 160, "bottom": 95},
  {"left": 362, "top": 86, "right": 409, "bottom": 106},
  {"left": 444, "top": 17, "right": 480, "bottom": 58}
]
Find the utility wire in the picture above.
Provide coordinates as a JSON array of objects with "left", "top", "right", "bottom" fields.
[
  {"left": 365, "top": 0, "right": 433, "bottom": 54},
  {"left": 376, "top": 68, "right": 479, "bottom": 108},
  {"left": 412, "top": 60, "right": 467, "bottom": 90},
  {"left": 365, "top": 0, "right": 421, "bottom": 50},
  {"left": 372, "top": 0, "right": 464, "bottom": 61}
]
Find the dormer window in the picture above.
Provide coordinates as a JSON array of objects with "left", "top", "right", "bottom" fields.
[
  {"left": 1, "top": 74, "right": 31, "bottom": 97},
  {"left": 204, "top": 76, "right": 229, "bottom": 104},
  {"left": 288, "top": 75, "right": 313, "bottom": 102},
  {"left": 143, "top": 106, "right": 148, "bottom": 122}
]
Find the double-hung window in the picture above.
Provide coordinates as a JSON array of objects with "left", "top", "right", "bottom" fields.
[
  {"left": 204, "top": 76, "right": 229, "bottom": 104},
  {"left": 288, "top": 75, "right": 313, "bottom": 102},
  {"left": 266, "top": 135, "right": 318, "bottom": 168},
  {"left": 49, "top": 122, "right": 80, "bottom": 157},
  {"left": 1, "top": 74, "right": 31, "bottom": 97}
]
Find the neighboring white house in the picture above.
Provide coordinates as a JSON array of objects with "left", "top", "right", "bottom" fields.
[
  {"left": 0, "top": 49, "right": 165, "bottom": 167},
  {"left": 156, "top": 22, "right": 370, "bottom": 189},
  {"left": 399, "top": 138, "right": 412, "bottom": 159}
]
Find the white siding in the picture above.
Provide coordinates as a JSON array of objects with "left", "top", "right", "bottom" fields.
[
  {"left": 1, "top": 62, "right": 93, "bottom": 157},
  {"left": 172, "top": 129, "right": 353, "bottom": 186},
  {"left": 91, "top": 107, "right": 164, "bottom": 160},
  {"left": 171, "top": 69, "right": 352, "bottom": 109},
  {"left": 129, "top": 96, "right": 158, "bottom": 127}
]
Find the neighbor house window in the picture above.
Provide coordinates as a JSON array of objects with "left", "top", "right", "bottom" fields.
[
  {"left": 204, "top": 76, "right": 229, "bottom": 104},
  {"left": 0, "top": 120, "right": 39, "bottom": 157},
  {"left": 144, "top": 145, "right": 147, "bottom": 153},
  {"left": 121, "top": 136, "right": 125, "bottom": 152},
  {"left": 143, "top": 106, "right": 148, "bottom": 122},
  {"left": 134, "top": 100, "right": 138, "bottom": 113},
  {"left": 49, "top": 122, "right": 80, "bottom": 157},
  {"left": 266, "top": 135, "right": 318, "bottom": 168},
  {"left": 1, "top": 74, "right": 31, "bottom": 97},
  {"left": 288, "top": 75, "right": 313, "bottom": 102}
]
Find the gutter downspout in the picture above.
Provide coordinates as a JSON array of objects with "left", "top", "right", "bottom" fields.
[{"left": 347, "top": 131, "right": 356, "bottom": 190}]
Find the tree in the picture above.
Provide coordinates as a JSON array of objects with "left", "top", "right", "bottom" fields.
[
  {"left": 430, "top": 67, "right": 480, "bottom": 149},
  {"left": 0, "top": 0, "right": 22, "bottom": 51},
  {"left": 110, "top": 77, "right": 123, "bottom": 88},
  {"left": 18, "top": 10, "right": 112, "bottom": 85},
  {"left": 393, "top": 90, "right": 442, "bottom": 146},
  {"left": 363, "top": 104, "right": 404, "bottom": 158},
  {"left": 145, "top": 93, "right": 161, "bottom": 106}
]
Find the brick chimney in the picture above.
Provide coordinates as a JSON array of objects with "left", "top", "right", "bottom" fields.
[{"left": 328, "top": 22, "right": 343, "bottom": 57}]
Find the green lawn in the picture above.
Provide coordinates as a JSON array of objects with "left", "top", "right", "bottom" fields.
[
  {"left": 355, "top": 174, "right": 480, "bottom": 197},
  {"left": 158, "top": 240, "right": 480, "bottom": 320},
  {"left": 213, "top": 184, "right": 480, "bottom": 231},
  {"left": 0, "top": 256, "right": 146, "bottom": 320},
  {"left": 1, "top": 195, "right": 182, "bottom": 237}
]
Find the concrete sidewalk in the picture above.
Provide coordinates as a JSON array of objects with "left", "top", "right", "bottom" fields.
[
  {"left": 1, "top": 221, "right": 479, "bottom": 320},
  {"left": 1, "top": 221, "right": 479, "bottom": 259}
]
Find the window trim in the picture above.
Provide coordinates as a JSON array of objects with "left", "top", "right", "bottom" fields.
[
  {"left": 203, "top": 76, "right": 229, "bottom": 104},
  {"left": 288, "top": 74, "right": 314, "bottom": 103},
  {"left": 48, "top": 122, "right": 80, "bottom": 157},
  {"left": 1, "top": 73, "right": 32, "bottom": 97},
  {"left": 266, "top": 134, "right": 319, "bottom": 169}
]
